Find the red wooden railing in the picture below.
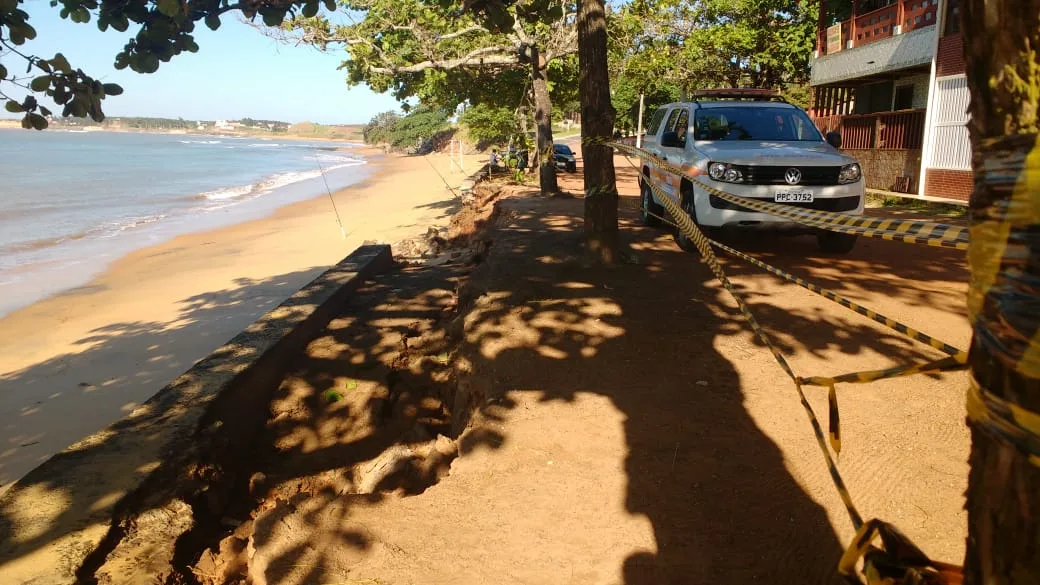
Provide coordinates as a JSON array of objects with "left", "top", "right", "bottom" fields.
[
  {"left": 812, "top": 109, "right": 925, "bottom": 150},
  {"left": 818, "top": 0, "right": 939, "bottom": 56}
]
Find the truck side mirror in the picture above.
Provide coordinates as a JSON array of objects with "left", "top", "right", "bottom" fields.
[{"left": 826, "top": 131, "right": 842, "bottom": 149}]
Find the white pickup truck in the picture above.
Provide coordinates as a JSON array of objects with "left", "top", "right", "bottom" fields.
[{"left": 639, "top": 88, "right": 865, "bottom": 254}]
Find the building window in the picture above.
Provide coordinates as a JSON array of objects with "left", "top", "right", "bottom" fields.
[
  {"left": 894, "top": 85, "right": 914, "bottom": 110},
  {"left": 925, "top": 11, "right": 933, "bottom": 20},
  {"left": 945, "top": 0, "right": 961, "bottom": 34},
  {"left": 883, "top": 24, "right": 889, "bottom": 32}
]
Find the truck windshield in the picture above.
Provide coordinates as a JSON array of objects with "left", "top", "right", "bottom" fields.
[{"left": 693, "top": 106, "right": 823, "bottom": 142}]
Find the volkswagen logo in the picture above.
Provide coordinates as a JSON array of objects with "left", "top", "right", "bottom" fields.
[{"left": 784, "top": 168, "right": 802, "bottom": 185}]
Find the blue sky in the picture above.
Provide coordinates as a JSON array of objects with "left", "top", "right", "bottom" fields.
[{"left": 2, "top": 3, "right": 401, "bottom": 123}]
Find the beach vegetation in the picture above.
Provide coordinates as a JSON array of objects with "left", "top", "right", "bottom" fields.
[
  {"left": 361, "top": 106, "right": 450, "bottom": 152},
  {"left": 459, "top": 103, "right": 517, "bottom": 148}
]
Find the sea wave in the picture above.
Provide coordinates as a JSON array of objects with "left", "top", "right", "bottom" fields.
[
  {"left": 180, "top": 139, "right": 223, "bottom": 145},
  {"left": 196, "top": 159, "right": 365, "bottom": 203},
  {"left": 0, "top": 212, "right": 168, "bottom": 256}
]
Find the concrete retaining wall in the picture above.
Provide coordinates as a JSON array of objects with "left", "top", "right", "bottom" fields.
[{"left": 0, "top": 245, "right": 393, "bottom": 585}]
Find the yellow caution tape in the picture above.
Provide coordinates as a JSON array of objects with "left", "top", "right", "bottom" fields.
[
  {"left": 838, "top": 519, "right": 964, "bottom": 585},
  {"left": 709, "top": 240, "right": 969, "bottom": 360},
  {"left": 966, "top": 375, "right": 1040, "bottom": 467},
  {"left": 693, "top": 180, "right": 969, "bottom": 251},
  {"left": 599, "top": 138, "right": 970, "bottom": 250},
  {"left": 638, "top": 168, "right": 865, "bottom": 528},
  {"left": 632, "top": 166, "right": 966, "bottom": 582},
  {"left": 798, "top": 355, "right": 967, "bottom": 388}
]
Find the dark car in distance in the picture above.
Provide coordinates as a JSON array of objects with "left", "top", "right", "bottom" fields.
[{"left": 553, "top": 144, "right": 577, "bottom": 172}]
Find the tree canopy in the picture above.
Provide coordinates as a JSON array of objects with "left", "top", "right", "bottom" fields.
[{"left": 608, "top": 0, "right": 818, "bottom": 129}]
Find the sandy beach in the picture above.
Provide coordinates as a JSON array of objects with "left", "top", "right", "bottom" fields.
[{"left": 0, "top": 149, "right": 472, "bottom": 493}]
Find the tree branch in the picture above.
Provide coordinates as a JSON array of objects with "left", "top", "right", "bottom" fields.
[
  {"left": 368, "top": 44, "right": 519, "bottom": 74},
  {"left": 433, "top": 25, "right": 488, "bottom": 40}
]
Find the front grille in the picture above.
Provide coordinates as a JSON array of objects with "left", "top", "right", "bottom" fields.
[
  {"left": 709, "top": 194, "right": 861, "bottom": 212},
  {"left": 733, "top": 165, "right": 842, "bottom": 186}
]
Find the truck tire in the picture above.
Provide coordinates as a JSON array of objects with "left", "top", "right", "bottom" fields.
[{"left": 640, "top": 179, "right": 664, "bottom": 227}]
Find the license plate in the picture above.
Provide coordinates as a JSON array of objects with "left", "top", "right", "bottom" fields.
[{"left": 775, "top": 192, "right": 814, "bottom": 203}]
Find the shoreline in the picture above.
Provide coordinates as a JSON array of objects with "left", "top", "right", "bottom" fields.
[
  {"left": 0, "top": 137, "right": 377, "bottom": 320},
  {"left": 0, "top": 148, "right": 471, "bottom": 493},
  {"left": 0, "top": 123, "right": 363, "bottom": 143}
]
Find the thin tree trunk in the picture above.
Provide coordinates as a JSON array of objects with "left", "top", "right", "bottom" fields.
[
  {"left": 961, "top": 1, "right": 1040, "bottom": 583},
  {"left": 578, "top": 0, "right": 621, "bottom": 263},
  {"left": 529, "top": 45, "right": 559, "bottom": 194}
]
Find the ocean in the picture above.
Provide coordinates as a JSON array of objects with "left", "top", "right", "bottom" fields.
[{"left": 0, "top": 129, "right": 371, "bottom": 318}]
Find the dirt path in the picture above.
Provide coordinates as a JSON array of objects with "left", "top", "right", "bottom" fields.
[{"left": 203, "top": 160, "right": 970, "bottom": 584}]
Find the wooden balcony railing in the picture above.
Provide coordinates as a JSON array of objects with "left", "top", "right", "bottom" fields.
[
  {"left": 818, "top": 0, "right": 938, "bottom": 56},
  {"left": 812, "top": 109, "right": 925, "bottom": 150}
]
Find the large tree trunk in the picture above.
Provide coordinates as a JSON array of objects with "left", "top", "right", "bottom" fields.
[
  {"left": 577, "top": 0, "right": 621, "bottom": 263},
  {"left": 961, "top": 1, "right": 1040, "bottom": 583},
  {"left": 529, "top": 45, "right": 559, "bottom": 194}
]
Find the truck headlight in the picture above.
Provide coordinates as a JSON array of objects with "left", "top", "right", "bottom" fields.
[
  {"left": 708, "top": 162, "right": 744, "bottom": 184},
  {"left": 839, "top": 163, "right": 861, "bottom": 184}
]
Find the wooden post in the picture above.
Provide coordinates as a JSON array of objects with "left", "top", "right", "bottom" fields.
[
  {"left": 636, "top": 92, "right": 645, "bottom": 149},
  {"left": 897, "top": 0, "right": 905, "bottom": 32}
]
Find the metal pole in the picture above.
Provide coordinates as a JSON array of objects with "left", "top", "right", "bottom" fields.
[{"left": 636, "top": 92, "right": 646, "bottom": 149}]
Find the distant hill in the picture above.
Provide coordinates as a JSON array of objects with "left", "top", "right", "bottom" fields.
[{"left": 287, "top": 122, "right": 363, "bottom": 141}]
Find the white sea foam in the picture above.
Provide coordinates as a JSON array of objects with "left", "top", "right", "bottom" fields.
[{"left": 196, "top": 159, "right": 365, "bottom": 203}]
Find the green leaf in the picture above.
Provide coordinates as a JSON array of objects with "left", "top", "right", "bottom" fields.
[
  {"left": 141, "top": 54, "right": 160, "bottom": 73},
  {"left": 157, "top": 0, "right": 180, "bottom": 17},
  {"left": 346, "top": 380, "right": 359, "bottom": 391},
  {"left": 30, "top": 75, "right": 52, "bottom": 92},
  {"left": 205, "top": 14, "right": 221, "bottom": 30},
  {"left": 21, "top": 115, "right": 32, "bottom": 129},
  {"left": 322, "top": 389, "right": 343, "bottom": 403},
  {"left": 28, "top": 113, "right": 48, "bottom": 130},
  {"left": 40, "top": 106, "right": 52, "bottom": 117},
  {"left": 0, "top": 64, "right": 7, "bottom": 80},
  {"left": 5, "top": 100, "right": 24, "bottom": 113},
  {"left": 102, "top": 83, "right": 123, "bottom": 96},
  {"left": 261, "top": 9, "right": 285, "bottom": 26},
  {"left": 51, "top": 53, "right": 72, "bottom": 73},
  {"left": 323, "top": 0, "right": 336, "bottom": 11},
  {"left": 0, "top": 0, "right": 16, "bottom": 12},
  {"left": 302, "top": 1, "right": 319, "bottom": 18}
]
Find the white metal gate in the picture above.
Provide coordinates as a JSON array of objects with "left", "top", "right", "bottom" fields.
[{"left": 928, "top": 75, "right": 972, "bottom": 170}]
